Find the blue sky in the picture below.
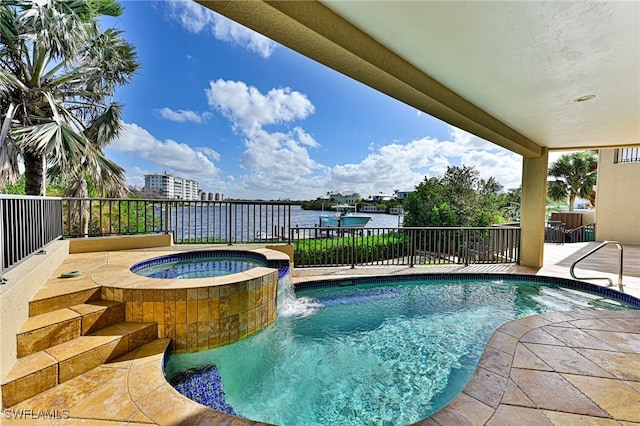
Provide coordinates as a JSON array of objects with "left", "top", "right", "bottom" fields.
[{"left": 104, "top": 1, "right": 524, "bottom": 200}]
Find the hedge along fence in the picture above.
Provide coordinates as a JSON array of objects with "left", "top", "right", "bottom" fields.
[
  {"left": 292, "top": 230, "right": 410, "bottom": 267},
  {"left": 291, "top": 226, "right": 521, "bottom": 267}
]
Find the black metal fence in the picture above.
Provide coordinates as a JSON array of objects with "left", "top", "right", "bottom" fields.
[
  {"left": 2, "top": 196, "right": 524, "bottom": 274},
  {"left": 290, "top": 226, "right": 521, "bottom": 268},
  {"left": 566, "top": 222, "right": 596, "bottom": 243},
  {"left": 1, "top": 195, "right": 63, "bottom": 279},
  {"left": 62, "top": 198, "right": 293, "bottom": 244},
  {"left": 545, "top": 221, "right": 566, "bottom": 244},
  {"left": 544, "top": 220, "right": 596, "bottom": 244}
]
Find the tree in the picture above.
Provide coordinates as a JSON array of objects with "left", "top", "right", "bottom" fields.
[
  {"left": 500, "top": 187, "right": 521, "bottom": 222},
  {"left": 0, "top": 0, "right": 138, "bottom": 196},
  {"left": 403, "top": 165, "right": 508, "bottom": 227},
  {"left": 548, "top": 151, "right": 597, "bottom": 211}
]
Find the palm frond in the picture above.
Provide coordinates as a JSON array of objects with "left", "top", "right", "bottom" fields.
[
  {"left": 82, "top": 28, "right": 139, "bottom": 94},
  {"left": 13, "top": 119, "right": 88, "bottom": 171},
  {"left": 0, "top": 1, "right": 20, "bottom": 53},
  {"left": 52, "top": 143, "right": 129, "bottom": 198},
  {"left": 84, "top": 102, "right": 122, "bottom": 146},
  {"left": 4, "top": 0, "right": 137, "bottom": 196}
]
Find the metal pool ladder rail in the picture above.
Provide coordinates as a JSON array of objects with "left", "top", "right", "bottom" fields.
[{"left": 570, "top": 241, "right": 624, "bottom": 292}]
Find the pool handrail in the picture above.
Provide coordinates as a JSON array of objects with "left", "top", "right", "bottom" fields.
[{"left": 569, "top": 241, "right": 624, "bottom": 292}]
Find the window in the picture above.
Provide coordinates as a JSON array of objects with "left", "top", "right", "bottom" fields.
[{"left": 614, "top": 147, "right": 640, "bottom": 163}]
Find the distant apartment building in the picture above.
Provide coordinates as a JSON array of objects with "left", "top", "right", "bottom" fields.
[
  {"left": 144, "top": 172, "right": 199, "bottom": 200},
  {"left": 200, "top": 192, "right": 224, "bottom": 201}
]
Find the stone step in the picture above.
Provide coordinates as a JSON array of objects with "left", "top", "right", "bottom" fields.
[
  {"left": 2, "top": 321, "right": 157, "bottom": 408},
  {"left": 29, "top": 285, "right": 101, "bottom": 317},
  {"left": 17, "top": 301, "right": 125, "bottom": 358}
]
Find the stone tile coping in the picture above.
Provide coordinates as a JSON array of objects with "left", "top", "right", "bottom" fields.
[
  {"left": 6, "top": 309, "right": 640, "bottom": 425},
  {"left": 32, "top": 246, "right": 291, "bottom": 297}
]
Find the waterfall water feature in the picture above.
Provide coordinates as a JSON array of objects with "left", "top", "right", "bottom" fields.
[{"left": 276, "top": 272, "right": 322, "bottom": 318}]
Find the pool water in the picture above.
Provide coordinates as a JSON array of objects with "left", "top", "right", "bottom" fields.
[
  {"left": 165, "top": 278, "right": 636, "bottom": 425},
  {"left": 132, "top": 256, "right": 265, "bottom": 279}
]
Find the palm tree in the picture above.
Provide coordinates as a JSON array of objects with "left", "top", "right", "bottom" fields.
[
  {"left": 0, "top": 0, "right": 138, "bottom": 196},
  {"left": 548, "top": 151, "right": 598, "bottom": 211}
]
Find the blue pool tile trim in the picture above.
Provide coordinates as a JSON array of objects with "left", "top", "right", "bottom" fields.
[
  {"left": 295, "top": 273, "right": 640, "bottom": 308},
  {"left": 169, "top": 365, "right": 239, "bottom": 416},
  {"left": 130, "top": 250, "right": 290, "bottom": 276},
  {"left": 278, "top": 266, "right": 290, "bottom": 280}
]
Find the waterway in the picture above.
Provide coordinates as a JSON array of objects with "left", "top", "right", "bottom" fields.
[{"left": 168, "top": 204, "right": 402, "bottom": 242}]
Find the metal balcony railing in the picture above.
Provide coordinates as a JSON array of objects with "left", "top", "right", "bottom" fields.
[
  {"left": 61, "top": 198, "right": 293, "bottom": 244},
  {"left": 1, "top": 195, "right": 63, "bottom": 281},
  {"left": 545, "top": 221, "right": 566, "bottom": 244},
  {"left": 290, "top": 226, "right": 520, "bottom": 268},
  {"left": 614, "top": 147, "right": 640, "bottom": 164},
  {"left": 1, "top": 196, "right": 523, "bottom": 274}
]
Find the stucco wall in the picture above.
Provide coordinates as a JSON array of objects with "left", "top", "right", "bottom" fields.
[
  {"left": 0, "top": 240, "right": 69, "bottom": 398},
  {"left": 69, "top": 234, "right": 172, "bottom": 253},
  {"left": 595, "top": 149, "right": 640, "bottom": 244}
]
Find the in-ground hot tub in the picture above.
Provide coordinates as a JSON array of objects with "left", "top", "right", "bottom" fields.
[
  {"left": 131, "top": 250, "right": 272, "bottom": 279},
  {"left": 95, "top": 248, "right": 291, "bottom": 353}
]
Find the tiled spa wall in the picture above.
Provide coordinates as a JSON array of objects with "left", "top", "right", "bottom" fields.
[{"left": 100, "top": 270, "right": 278, "bottom": 353}]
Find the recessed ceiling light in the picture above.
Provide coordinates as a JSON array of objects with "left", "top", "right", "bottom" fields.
[{"left": 574, "top": 95, "right": 596, "bottom": 102}]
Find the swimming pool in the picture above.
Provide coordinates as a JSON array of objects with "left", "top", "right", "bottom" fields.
[{"left": 164, "top": 274, "right": 639, "bottom": 425}]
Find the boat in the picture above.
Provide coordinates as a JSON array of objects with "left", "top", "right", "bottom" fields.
[{"left": 319, "top": 205, "right": 371, "bottom": 228}]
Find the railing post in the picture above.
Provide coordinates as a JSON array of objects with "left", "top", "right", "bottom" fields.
[
  {"left": 516, "top": 227, "right": 521, "bottom": 264},
  {"left": 351, "top": 233, "right": 356, "bottom": 269},
  {"left": 39, "top": 198, "right": 45, "bottom": 251},
  {"left": 227, "top": 202, "right": 232, "bottom": 245},
  {"left": 463, "top": 228, "right": 469, "bottom": 266},
  {"left": 287, "top": 204, "right": 292, "bottom": 244},
  {"left": 409, "top": 228, "right": 415, "bottom": 267},
  {"left": 0, "top": 198, "right": 5, "bottom": 284}
]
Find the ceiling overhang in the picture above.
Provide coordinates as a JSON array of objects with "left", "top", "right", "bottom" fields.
[{"left": 197, "top": 1, "right": 639, "bottom": 158}]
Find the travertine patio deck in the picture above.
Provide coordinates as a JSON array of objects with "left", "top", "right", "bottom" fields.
[{"left": 3, "top": 243, "right": 639, "bottom": 425}]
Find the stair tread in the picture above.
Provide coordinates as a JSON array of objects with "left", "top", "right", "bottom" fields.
[
  {"left": 5, "top": 321, "right": 157, "bottom": 384},
  {"left": 18, "top": 308, "right": 80, "bottom": 334},
  {"left": 30, "top": 279, "right": 100, "bottom": 303},
  {"left": 44, "top": 334, "right": 121, "bottom": 362},
  {"left": 3, "top": 352, "right": 57, "bottom": 384},
  {"left": 92, "top": 322, "right": 153, "bottom": 336},
  {"left": 68, "top": 300, "right": 123, "bottom": 316}
]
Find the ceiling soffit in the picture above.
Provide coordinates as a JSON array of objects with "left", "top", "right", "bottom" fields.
[{"left": 197, "top": 1, "right": 639, "bottom": 155}]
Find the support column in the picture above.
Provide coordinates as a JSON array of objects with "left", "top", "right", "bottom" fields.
[{"left": 520, "top": 148, "right": 548, "bottom": 268}]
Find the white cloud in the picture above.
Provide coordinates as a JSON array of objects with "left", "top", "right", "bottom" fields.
[
  {"left": 199, "top": 77, "right": 524, "bottom": 199},
  {"left": 205, "top": 79, "right": 315, "bottom": 135},
  {"left": 109, "top": 120, "right": 524, "bottom": 200},
  {"left": 203, "top": 79, "right": 321, "bottom": 197},
  {"left": 126, "top": 168, "right": 145, "bottom": 188},
  {"left": 157, "top": 107, "right": 212, "bottom": 123},
  {"left": 109, "top": 122, "right": 224, "bottom": 189},
  {"left": 314, "top": 129, "right": 522, "bottom": 198},
  {"left": 195, "top": 147, "right": 221, "bottom": 162},
  {"left": 323, "top": 138, "right": 439, "bottom": 196},
  {"left": 163, "top": 1, "right": 277, "bottom": 58},
  {"left": 239, "top": 129, "right": 320, "bottom": 177},
  {"left": 460, "top": 150, "right": 522, "bottom": 190},
  {"left": 293, "top": 127, "right": 320, "bottom": 148}
]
